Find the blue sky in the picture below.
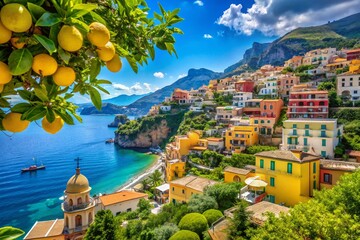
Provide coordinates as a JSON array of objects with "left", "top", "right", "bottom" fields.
[{"left": 86, "top": 0, "right": 360, "bottom": 102}]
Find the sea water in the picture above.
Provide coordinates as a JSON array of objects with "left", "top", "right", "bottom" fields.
[{"left": 0, "top": 115, "right": 156, "bottom": 233}]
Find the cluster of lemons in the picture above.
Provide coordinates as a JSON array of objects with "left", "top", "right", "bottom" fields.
[{"left": 0, "top": 3, "right": 122, "bottom": 134}]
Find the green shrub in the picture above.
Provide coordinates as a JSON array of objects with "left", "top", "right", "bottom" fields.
[
  {"left": 153, "top": 223, "right": 179, "bottom": 240},
  {"left": 188, "top": 194, "right": 218, "bottom": 213},
  {"left": 169, "top": 230, "right": 200, "bottom": 240},
  {"left": 178, "top": 213, "right": 208, "bottom": 237},
  {"left": 202, "top": 209, "right": 223, "bottom": 225}
]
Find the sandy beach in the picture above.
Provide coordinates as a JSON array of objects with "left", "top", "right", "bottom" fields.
[{"left": 118, "top": 153, "right": 164, "bottom": 191}]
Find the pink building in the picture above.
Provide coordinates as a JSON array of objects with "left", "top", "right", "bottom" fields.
[
  {"left": 171, "top": 88, "right": 190, "bottom": 104},
  {"left": 287, "top": 90, "right": 329, "bottom": 119},
  {"left": 277, "top": 75, "right": 300, "bottom": 99},
  {"left": 346, "top": 48, "right": 360, "bottom": 61},
  {"left": 235, "top": 80, "right": 255, "bottom": 93}
]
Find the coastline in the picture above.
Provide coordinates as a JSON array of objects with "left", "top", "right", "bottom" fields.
[{"left": 117, "top": 153, "right": 164, "bottom": 191}]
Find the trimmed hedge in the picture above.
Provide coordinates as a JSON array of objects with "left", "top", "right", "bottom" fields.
[
  {"left": 202, "top": 209, "right": 223, "bottom": 225},
  {"left": 169, "top": 230, "right": 200, "bottom": 240},
  {"left": 178, "top": 213, "right": 208, "bottom": 237}
]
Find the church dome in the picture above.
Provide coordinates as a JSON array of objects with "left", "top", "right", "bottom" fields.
[{"left": 66, "top": 169, "right": 91, "bottom": 193}]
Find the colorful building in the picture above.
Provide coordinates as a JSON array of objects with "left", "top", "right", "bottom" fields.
[
  {"left": 243, "top": 99, "right": 283, "bottom": 121},
  {"left": 336, "top": 60, "right": 360, "bottom": 102},
  {"left": 224, "top": 166, "right": 252, "bottom": 183},
  {"left": 169, "top": 176, "right": 218, "bottom": 203},
  {"left": 215, "top": 106, "right": 242, "bottom": 124},
  {"left": 232, "top": 92, "right": 253, "bottom": 107},
  {"left": 287, "top": 90, "right": 329, "bottom": 119},
  {"left": 235, "top": 80, "right": 254, "bottom": 92},
  {"left": 166, "top": 159, "right": 186, "bottom": 181},
  {"left": 302, "top": 48, "right": 337, "bottom": 66},
  {"left": 225, "top": 123, "right": 259, "bottom": 152},
  {"left": 258, "top": 78, "right": 278, "bottom": 97},
  {"left": 319, "top": 160, "right": 360, "bottom": 189},
  {"left": 277, "top": 75, "right": 300, "bottom": 100},
  {"left": 171, "top": 88, "right": 190, "bottom": 104},
  {"left": 25, "top": 166, "right": 95, "bottom": 240},
  {"left": 253, "top": 150, "right": 321, "bottom": 206},
  {"left": 284, "top": 56, "right": 303, "bottom": 69},
  {"left": 281, "top": 119, "right": 343, "bottom": 158},
  {"left": 346, "top": 48, "right": 360, "bottom": 61}
]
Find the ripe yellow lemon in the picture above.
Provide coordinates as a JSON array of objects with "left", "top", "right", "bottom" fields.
[
  {"left": 32, "top": 54, "right": 58, "bottom": 76},
  {"left": 42, "top": 116, "right": 64, "bottom": 134},
  {"left": 87, "top": 22, "right": 110, "bottom": 47},
  {"left": 0, "top": 85, "right": 4, "bottom": 93},
  {"left": 96, "top": 42, "right": 115, "bottom": 61},
  {"left": 0, "top": 61, "right": 12, "bottom": 84},
  {"left": 58, "top": 25, "right": 83, "bottom": 52},
  {"left": 0, "top": 20, "right": 11, "bottom": 44},
  {"left": 2, "top": 112, "right": 30, "bottom": 133},
  {"left": 11, "top": 37, "right": 26, "bottom": 49},
  {"left": 106, "top": 54, "right": 122, "bottom": 72},
  {"left": 53, "top": 67, "right": 76, "bottom": 86},
  {"left": 0, "top": 3, "right": 32, "bottom": 33}
]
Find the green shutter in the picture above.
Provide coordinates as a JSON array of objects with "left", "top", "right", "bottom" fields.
[
  {"left": 313, "top": 162, "right": 316, "bottom": 173},
  {"left": 270, "top": 161, "right": 275, "bottom": 170},
  {"left": 322, "top": 139, "right": 326, "bottom": 146},
  {"left": 260, "top": 159, "right": 264, "bottom": 168},
  {"left": 270, "top": 177, "right": 275, "bottom": 186},
  {"left": 287, "top": 163, "right": 292, "bottom": 174}
]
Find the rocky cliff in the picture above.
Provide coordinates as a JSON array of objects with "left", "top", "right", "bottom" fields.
[
  {"left": 108, "top": 114, "right": 129, "bottom": 128},
  {"left": 115, "top": 111, "right": 185, "bottom": 148}
]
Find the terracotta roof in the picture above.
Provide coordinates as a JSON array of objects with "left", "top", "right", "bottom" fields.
[
  {"left": 170, "top": 175, "right": 218, "bottom": 192},
  {"left": 24, "top": 219, "right": 64, "bottom": 239},
  {"left": 347, "top": 150, "right": 360, "bottom": 157},
  {"left": 255, "top": 150, "right": 320, "bottom": 163},
  {"left": 99, "top": 191, "right": 148, "bottom": 206},
  {"left": 346, "top": 48, "right": 360, "bottom": 53},
  {"left": 320, "top": 160, "right": 360, "bottom": 172},
  {"left": 224, "top": 166, "right": 250, "bottom": 175},
  {"left": 207, "top": 137, "right": 224, "bottom": 142},
  {"left": 246, "top": 201, "right": 289, "bottom": 225},
  {"left": 190, "top": 146, "right": 207, "bottom": 151}
]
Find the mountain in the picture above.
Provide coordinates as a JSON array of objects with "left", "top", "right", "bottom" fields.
[
  {"left": 119, "top": 68, "right": 222, "bottom": 116},
  {"left": 228, "top": 12, "right": 360, "bottom": 71},
  {"left": 80, "top": 103, "right": 126, "bottom": 115},
  {"left": 103, "top": 93, "right": 148, "bottom": 106}
]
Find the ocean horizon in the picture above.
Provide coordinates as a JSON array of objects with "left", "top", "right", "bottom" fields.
[{"left": 0, "top": 115, "right": 156, "bottom": 233}]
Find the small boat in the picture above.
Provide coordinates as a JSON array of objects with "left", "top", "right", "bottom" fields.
[
  {"left": 105, "top": 138, "right": 115, "bottom": 144},
  {"left": 21, "top": 158, "right": 46, "bottom": 172}
]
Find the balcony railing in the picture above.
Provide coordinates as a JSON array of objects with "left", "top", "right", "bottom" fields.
[
  {"left": 256, "top": 167, "right": 302, "bottom": 178},
  {"left": 63, "top": 225, "right": 89, "bottom": 234},
  {"left": 62, "top": 198, "right": 95, "bottom": 212}
]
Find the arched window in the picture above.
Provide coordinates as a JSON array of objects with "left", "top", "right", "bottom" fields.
[
  {"left": 77, "top": 197, "right": 82, "bottom": 205},
  {"left": 88, "top": 213, "right": 93, "bottom": 224},
  {"left": 75, "top": 215, "right": 82, "bottom": 227},
  {"left": 233, "top": 176, "right": 241, "bottom": 182},
  {"left": 69, "top": 199, "right": 73, "bottom": 206},
  {"left": 270, "top": 105, "right": 273, "bottom": 110}
]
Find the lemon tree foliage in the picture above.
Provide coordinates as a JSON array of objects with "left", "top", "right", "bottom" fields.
[{"left": 0, "top": 0, "right": 183, "bottom": 133}]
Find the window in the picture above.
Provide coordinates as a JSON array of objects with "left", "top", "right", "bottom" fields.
[
  {"left": 350, "top": 82, "right": 353, "bottom": 87},
  {"left": 254, "top": 120, "right": 258, "bottom": 124},
  {"left": 313, "top": 180, "right": 317, "bottom": 189},
  {"left": 293, "top": 129, "right": 297, "bottom": 135},
  {"left": 355, "top": 90, "right": 358, "bottom": 94},
  {"left": 304, "top": 138, "right": 308, "bottom": 146},
  {"left": 260, "top": 159, "right": 264, "bottom": 168},
  {"left": 270, "top": 105, "right": 273, "bottom": 110},
  {"left": 270, "top": 177, "right": 275, "bottom": 187},
  {"left": 305, "top": 129, "right": 310, "bottom": 136},
  {"left": 287, "top": 138, "right": 292, "bottom": 144},
  {"left": 342, "top": 83, "right": 345, "bottom": 87},
  {"left": 261, "top": 120, "right": 265, "bottom": 123},
  {"left": 324, "top": 173, "right": 332, "bottom": 184},
  {"left": 322, "top": 139, "right": 326, "bottom": 146},
  {"left": 270, "top": 161, "right": 275, "bottom": 170},
  {"left": 293, "top": 124, "right": 297, "bottom": 128},
  {"left": 268, "top": 195, "right": 275, "bottom": 203},
  {"left": 305, "top": 124, "right": 309, "bottom": 129},
  {"left": 321, "top": 130, "right": 326, "bottom": 137},
  {"left": 287, "top": 163, "right": 293, "bottom": 174},
  {"left": 321, "top": 124, "right": 326, "bottom": 130},
  {"left": 182, "top": 189, "right": 185, "bottom": 194},
  {"left": 312, "top": 162, "right": 317, "bottom": 174},
  {"left": 264, "top": 105, "right": 267, "bottom": 110},
  {"left": 172, "top": 187, "right": 174, "bottom": 191},
  {"left": 268, "top": 120, "right": 270, "bottom": 123},
  {"left": 321, "top": 151, "right": 326, "bottom": 157}
]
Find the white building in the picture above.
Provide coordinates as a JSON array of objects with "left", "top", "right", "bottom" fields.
[
  {"left": 96, "top": 190, "right": 148, "bottom": 216},
  {"left": 302, "top": 48, "right": 337, "bottom": 66},
  {"left": 232, "top": 92, "right": 253, "bottom": 107},
  {"left": 259, "top": 78, "right": 278, "bottom": 97},
  {"left": 281, "top": 119, "right": 343, "bottom": 159},
  {"left": 160, "top": 105, "right": 171, "bottom": 112},
  {"left": 337, "top": 73, "right": 360, "bottom": 101}
]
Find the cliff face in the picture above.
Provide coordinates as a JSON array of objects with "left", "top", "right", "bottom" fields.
[
  {"left": 108, "top": 114, "right": 129, "bottom": 128},
  {"left": 115, "top": 119, "right": 170, "bottom": 148}
]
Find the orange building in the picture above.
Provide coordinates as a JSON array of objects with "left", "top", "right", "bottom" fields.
[
  {"left": 319, "top": 160, "right": 360, "bottom": 189},
  {"left": 171, "top": 88, "right": 190, "bottom": 104},
  {"left": 259, "top": 99, "right": 284, "bottom": 121}
]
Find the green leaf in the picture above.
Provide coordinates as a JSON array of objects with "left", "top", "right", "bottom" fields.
[
  {"left": 0, "top": 98, "right": 10, "bottom": 108},
  {"left": 72, "top": 112, "right": 83, "bottom": 123},
  {"left": 18, "top": 90, "right": 32, "bottom": 101},
  {"left": 22, "top": 105, "right": 47, "bottom": 121},
  {"left": 36, "top": 12, "right": 62, "bottom": 27},
  {"left": 69, "top": 18, "right": 89, "bottom": 34},
  {"left": 4, "top": 0, "right": 44, "bottom": 4},
  {"left": 0, "top": 226, "right": 25, "bottom": 240},
  {"left": 96, "top": 79, "right": 112, "bottom": 85},
  {"left": 0, "top": 48, "right": 12, "bottom": 62},
  {"left": 95, "top": 85, "right": 110, "bottom": 95},
  {"left": 89, "top": 12, "right": 107, "bottom": 25},
  {"left": 69, "top": 3, "right": 97, "bottom": 19},
  {"left": 34, "top": 87, "right": 49, "bottom": 102},
  {"left": 45, "top": 108, "right": 55, "bottom": 123},
  {"left": 148, "top": 45, "right": 155, "bottom": 60},
  {"left": 125, "top": 56, "right": 138, "bottom": 73},
  {"left": 33, "top": 34, "right": 57, "bottom": 55},
  {"left": 154, "top": 12, "right": 163, "bottom": 22},
  {"left": 27, "top": 2, "right": 46, "bottom": 21},
  {"left": 8, "top": 49, "right": 33, "bottom": 76},
  {"left": 89, "top": 59, "right": 101, "bottom": 81},
  {"left": 49, "top": 23, "right": 61, "bottom": 44},
  {"left": 54, "top": 110, "right": 74, "bottom": 125},
  {"left": 11, "top": 103, "right": 32, "bottom": 113},
  {"left": 58, "top": 47, "right": 71, "bottom": 64},
  {"left": 88, "top": 87, "right": 102, "bottom": 110}
]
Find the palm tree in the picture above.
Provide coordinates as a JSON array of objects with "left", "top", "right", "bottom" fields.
[
  {"left": 148, "top": 170, "right": 163, "bottom": 188},
  {"left": 140, "top": 178, "right": 149, "bottom": 191}
]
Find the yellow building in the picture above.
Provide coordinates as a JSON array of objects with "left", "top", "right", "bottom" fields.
[
  {"left": 253, "top": 150, "right": 321, "bottom": 206},
  {"left": 319, "top": 160, "right": 360, "bottom": 189},
  {"left": 225, "top": 123, "right": 259, "bottom": 153},
  {"left": 223, "top": 166, "right": 253, "bottom": 183},
  {"left": 166, "top": 159, "right": 186, "bottom": 182},
  {"left": 25, "top": 164, "right": 95, "bottom": 240},
  {"left": 169, "top": 176, "right": 218, "bottom": 204}
]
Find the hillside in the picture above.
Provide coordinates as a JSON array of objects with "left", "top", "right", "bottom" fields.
[
  {"left": 103, "top": 93, "right": 148, "bottom": 106},
  {"left": 118, "top": 68, "right": 222, "bottom": 116},
  {"left": 228, "top": 12, "right": 360, "bottom": 70},
  {"left": 80, "top": 103, "right": 125, "bottom": 115}
]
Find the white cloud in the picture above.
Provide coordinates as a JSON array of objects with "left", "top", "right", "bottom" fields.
[
  {"left": 153, "top": 72, "right": 165, "bottom": 78},
  {"left": 130, "top": 82, "right": 143, "bottom": 92},
  {"left": 178, "top": 73, "right": 187, "bottom": 79},
  {"left": 217, "top": 0, "right": 360, "bottom": 36},
  {"left": 143, "top": 83, "right": 151, "bottom": 91},
  {"left": 194, "top": 0, "right": 204, "bottom": 6},
  {"left": 113, "top": 83, "right": 130, "bottom": 91},
  {"left": 203, "top": 34, "right": 213, "bottom": 39}
]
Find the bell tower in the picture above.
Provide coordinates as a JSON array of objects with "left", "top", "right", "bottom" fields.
[{"left": 62, "top": 158, "right": 95, "bottom": 240}]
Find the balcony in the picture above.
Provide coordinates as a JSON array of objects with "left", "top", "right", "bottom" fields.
[
  {"left": 240, "top": 185, "right": 267, "bottom": 204},
  {"left": 288, "top": 144, "right": 310, "bottom": 151},
  {"left": 63, "top": 225, "right": 89, "bottom": 234},
  {"left": 62, "top": 198, "right": 95, "bottom": 212},
  {"left": 256, "top": 167, "right": 302, "bottom": 178}
]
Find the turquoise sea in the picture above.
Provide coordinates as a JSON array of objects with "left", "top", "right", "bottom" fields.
[{"left": 0, "top": 115, "right": 156, "bottom": 233}]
